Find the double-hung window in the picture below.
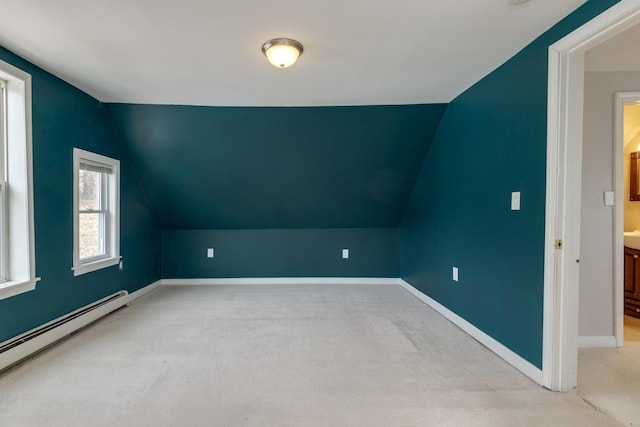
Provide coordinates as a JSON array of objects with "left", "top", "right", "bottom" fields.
[
  {"left": 0, "top": 79, "right": 7, "bottom": 283},
  {"left": 0, "top": 59, "right": 38, "bottom": 300},
  {"left": 72, "top": 148, "right": 120, "bottom": 276}
]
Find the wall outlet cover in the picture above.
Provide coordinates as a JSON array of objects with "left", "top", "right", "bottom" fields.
[
  {"left": 511, "top": 191, "right": 521, "bottom": 211},
  {"left": 342, "top": 249, "right": 349, "bottom": 259},
  {"left": 207, "top": 248, "right": 214, "bottom": 258},
  {"left": 453, "top": 267, "right": 459, "bottom": 282}
]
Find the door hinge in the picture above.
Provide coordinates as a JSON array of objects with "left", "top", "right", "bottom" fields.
[{"left": 555, "top": 239, "right": 563, "bottom": 249}]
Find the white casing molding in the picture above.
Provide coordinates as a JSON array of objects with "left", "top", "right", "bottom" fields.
[
  {"left": 2, "top": 276, "right": 545, "bottom": 386},
  {"left": 160, "top": 277, "right": 402, "bottom": 286},
  {"left": 544, "top": 0, "right": 640, "bottom": 392},
  {"left": 578, "top": 336, "right": 617, "bottom": 348},
  {"left": 399, "top": 279, "right": 543, "bottom": 385},
  {"left": 128, "top": 280, "right": 161, "bottom": 303},
  {"left": 160, "top": 277, "right": 544, "bottom": 385}
]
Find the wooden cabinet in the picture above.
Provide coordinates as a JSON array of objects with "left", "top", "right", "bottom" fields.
[{"left": 624, "top": 246, "right": 640, "bottom": 318}]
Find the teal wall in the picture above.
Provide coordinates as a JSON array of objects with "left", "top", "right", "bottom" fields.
[
  {"left": 0, "top": 47, "right": 161, "bottom": 343},
  {"left": 0, "top": 0, "right": 624, "bottom": 367},
  {"left": 400, "top": 0, "right": 621, "bottom": 369},
  {"left": 163, "top": 228, "right": 398, "bottom": 278},
  {"left": 106, "top": 103, "right": 446, "bottom": 229}
]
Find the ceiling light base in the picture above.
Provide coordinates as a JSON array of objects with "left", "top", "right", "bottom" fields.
[{"left": 262, "top": 38, "right": 303, "bottom": 68}]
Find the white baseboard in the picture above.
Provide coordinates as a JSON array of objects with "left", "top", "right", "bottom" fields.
[
  {"left": 578, "top": 335, "right": 617, "bottom": 348},
  {"left": 160, "top": 277, "right": 544, "bottom": 385},
  {"left": 0, "top": 290, "right": 129, "bottom": 372},
  {"left": 161, "top": 277, "right": 402, "bottom": 286},
  {"left": 128, "top": 280, "right": 161, "bottom": 303},
  {"left": 399, "top": 279, "right": 544, "bottom": 386}
]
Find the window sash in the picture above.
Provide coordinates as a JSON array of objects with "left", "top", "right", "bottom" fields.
[
  {"left": 78, "top": 168, "right": 109, "bottom": 263},
  {"left": 0, "top": 181, "right": 6, "bottom": 283},
  {"left": 78, "top": 167, "right": 107, "bottom": 213},
  {"left": 0, "top": 80, "right": 5, "bottom": 178},
  {"left": 0, "top": 80, "right": 6, "bottom": 283},
  {"left": 78, "top": 212, "right": 107, "bottom": 263},
  {"left": 0, "top": 58, "right": 39, "bottom": 299},
  {"left": 72, "top": 148, "right": 120, "bottom": 276}
]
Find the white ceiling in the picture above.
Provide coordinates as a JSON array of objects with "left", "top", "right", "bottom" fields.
[
  {"left": 0, "top": 0, "right": 586, "bottom": 106},
  {"left": 586, "top": 23, "right": 640, "bottom": 72}
]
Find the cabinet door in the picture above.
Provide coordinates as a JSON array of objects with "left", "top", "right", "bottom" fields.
[
  {"left": 635, "top": 252, "right": 640, "bottom": 300},
  {"left": 624, "top": 249, "right": 636, "bottom": 296}
]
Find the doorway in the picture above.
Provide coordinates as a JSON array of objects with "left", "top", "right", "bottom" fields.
[
  {"left": 572, "top": 88, "right": 640, "bottom": 424},
  {"left": 544, "top": 1, "right": 640, "bottom": 392},
  {"left": 617, "top": 93, "right": 640, "bottom": 343}
]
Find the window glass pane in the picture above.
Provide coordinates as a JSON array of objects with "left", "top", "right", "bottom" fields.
[
  {"left": 79, "top": 212, "right": 105, "bottom": 260},
  {"left": 1, "top": 83, "right": 5, "bottom": 281},
  {"left": 0, "top": 186, "right": 4, "bottom": 281},
  {"left": 79, "top": 169, "right": 102, "bottom": 211}
]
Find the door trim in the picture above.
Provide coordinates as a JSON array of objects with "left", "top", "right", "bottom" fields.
[{"left": 544, "top": 0, "right": 640, "bottom": 391}]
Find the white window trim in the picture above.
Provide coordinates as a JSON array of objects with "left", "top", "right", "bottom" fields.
[
  {"left": 0, "top": 59, "right": 39, "bottom": 300},
  {"left": 72, "top": 148, "right": 120, "bottom": 276}
]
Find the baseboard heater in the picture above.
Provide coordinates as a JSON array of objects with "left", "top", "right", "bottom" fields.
[{"left": 0, "top": 290, "right": 129, "bottom": 372}]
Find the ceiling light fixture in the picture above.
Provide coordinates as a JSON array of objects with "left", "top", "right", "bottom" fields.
[{"left": 261, "top": 38, "right": 303, "bottom": 68}]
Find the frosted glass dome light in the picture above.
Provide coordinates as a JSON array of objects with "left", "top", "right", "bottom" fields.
[{"left": 262, "top": 38, "right": 303, "bottom": 68}]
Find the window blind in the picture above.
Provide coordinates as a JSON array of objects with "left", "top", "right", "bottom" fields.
[{"left": 80, "top": 159, "right": 113, "bottom": 175}]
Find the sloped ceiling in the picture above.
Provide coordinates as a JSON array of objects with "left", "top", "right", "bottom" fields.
[{"left": 107, "top": 103, "right": 446, "bottom": 229}]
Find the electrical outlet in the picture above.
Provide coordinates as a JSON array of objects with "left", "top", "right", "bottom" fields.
[
  {"left": 207, "top": 248, "right": 214, "bottom": 258},
  {"left": 119, "top": 259, "right": 123, "bottom": 271},
  {"left": 342, "top": 249, "right": 349, "bottom": 259},
  {"left": 452, "top": 267, "right": 458, "bottom": 282}
]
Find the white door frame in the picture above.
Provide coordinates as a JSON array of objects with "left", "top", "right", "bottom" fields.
[{"left": 544, "top": 0, "right": 640, "bottom": 392}]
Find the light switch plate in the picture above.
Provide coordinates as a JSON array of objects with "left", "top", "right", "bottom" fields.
[
  {"left": 604, "top": 191, "right": 614, "bottom": 206},
  {"left": 511, "top": 192, "right": 521, "bottom": 211},
  {"left": 342, "top": 249, "right": 349, "bottom": 259},
  {"left": 453, "top": 267, "right": 459, "bottom": 282},
  {"left": 207, "top": 248, "right": 214, "bottom": 258}
]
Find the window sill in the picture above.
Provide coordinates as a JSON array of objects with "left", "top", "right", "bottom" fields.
[
  {"left": 0, "top": 277, "right": 41, "bottom": 301},
  {"left": 72, "top": 256, "right": 120, "bottom": 276}
]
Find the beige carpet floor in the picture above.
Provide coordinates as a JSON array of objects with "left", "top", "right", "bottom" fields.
[
  {"left": 578, "top": 315, "right": 640, "bottom": 426},
  {"left": 0, "top": 284, "right": 622, "bottom": 426}
]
